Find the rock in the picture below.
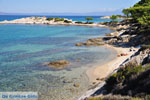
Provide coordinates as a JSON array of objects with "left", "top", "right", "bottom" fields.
[
  {"left": 76, "top": 58, "right": 80, "bottom": 62},
  {"left": 75, "top": 43, "right": 84, "bottom": 46},
  {"left": 44, "top": 60, "right": 70, "bottom": 69},
  {"left": 100, "top": 16, "right": 111, "bottom": 19},
  {"left": 87, "top": 38, "right": 103, "bottom": 43},
  {"left": 96, "top": 78, "right": 100, "bottom": 80},
  {"left": 120, "top": 53, "right": 128, "bottom": 56},
  {"left": 74, "top": 83, "right": 80, "bottom": 87},
  {"left": 63, "top": 79, "right": 72, "bottom": 83},
  {"left": 92, "top": 82, "right": 96, "bottom": 84}
]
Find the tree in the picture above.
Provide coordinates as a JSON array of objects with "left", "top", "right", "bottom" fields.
[
  {"left": 85, "top": 17, "right": 93, "bottom": 23},
  {"left": 110, "top": 15, "right": 118, "bottom": 21},
  {"left": 122, "top": 0, "right": 150, "bottom": 27},
  {"left": 122, "top": 9, "right": 130, "bottom": 19}
]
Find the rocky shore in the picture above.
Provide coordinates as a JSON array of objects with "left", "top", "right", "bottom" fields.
[{"left": 77, "top": 17, "right": 150, "bottom": 99}]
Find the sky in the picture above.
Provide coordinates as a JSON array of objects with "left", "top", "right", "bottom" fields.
[{"left": 0, "top": 0, "right": 140, "bottom": 15}]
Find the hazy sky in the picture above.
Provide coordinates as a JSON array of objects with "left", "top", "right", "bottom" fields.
[{"left": 0, "top": 0, "right": 140, "bottom": 13}]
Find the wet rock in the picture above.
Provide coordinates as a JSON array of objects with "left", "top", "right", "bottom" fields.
[
  {"left": 44, "top": 60, "right": 70, "bottom": 69},
  {"left": 75, "top": 43, "right": 84, "bottom": 46},
  {"left": 63, "top": 79, "right": 72, "bottom": 83},
  {"left": 76, "top": 58, "right": 80, "bottom": 62},
  {"left": 87, "top": 38, "right": 103, "bottom": 43}
]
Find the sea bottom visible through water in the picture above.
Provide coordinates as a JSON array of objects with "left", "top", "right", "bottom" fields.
[{"left": 0, "top": 24, "right": 117, "bottom": 100}]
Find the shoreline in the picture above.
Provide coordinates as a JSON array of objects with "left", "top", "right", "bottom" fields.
[
  {"left": 86, "top": 44, "right": 137, "bottom": 83},
  {"left": 78, "top": 44, "right": 138, "bottom": 100},
  {"left": 0, "top": 17, "right": 134, "bottom": 99}
]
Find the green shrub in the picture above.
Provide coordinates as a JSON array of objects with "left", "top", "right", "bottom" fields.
[
  {"left": 87, "top": 97, "right": 102, "bottom": 100},
  {"left": 105, "top": 65, "right": 144, "bottom": 92},
  {"left": 54, "top": 17, "right": 64, "bottom": 22},
  {"left": 75, "top": 21, "right": 83, "bottom": 24},
  {"left": 85, "top": 17, "right": 93, "bottom": 23},
  {"left": 141, "top": 45, "right": 150, "bottom": 49},
  {"left": 46, "top": 17, "right": 54, "bottom": 21},
  {"left": 110, "top": 15, "right": 118, "bottom": 21},
  {"left": 89, "top": 22, "right": 94, "bottom": 24},
  {"left": 64, "top": 20, "right": 72, "bottom": 23}
]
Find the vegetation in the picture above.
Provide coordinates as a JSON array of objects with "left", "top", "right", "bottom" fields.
[
  {"left": 105, "top": 64, "right": 150, "bottom": 97},
  {"left": 85, "top": 17, "right": 93, "bottom": 23},
  {"left": 141, "top": 44, "right": 150, "bottom": 50},
  {"left": 46, "top": 17, "right": 54, "bottom": 21},
  {"left": 75, "top": 21, "right": 83, "bottom": 24},
  {"left": 54, "top": 17, "right": 64, "bottom": 22},
  {"left": 89, "top": 22, "right": 94, "bottom": 24},
  {"left": 110, "top": 15, "right": 118, "bottom": 21},
  {"left": 122, "top": 0, "right": 150, "bottom": 27},
  {"left": 87, "top": 95, "right": 148, "bottom": 100},
  {"left": 64, "top": 20, "right": 72, "bottom": 23}
]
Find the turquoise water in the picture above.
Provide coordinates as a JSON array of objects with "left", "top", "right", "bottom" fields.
[{"left": 0, "top": 24, "right": 116, "bottom": 100}]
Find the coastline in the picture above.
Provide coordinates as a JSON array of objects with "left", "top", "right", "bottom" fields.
[
  {"left": 78, "top": 45, "right": 138, "bottom": 100},
  {"left": 86, "top": 44, "right": 137, "bottom": 83},
  {"left": 0, "top": 17, "right": 136, "bottom": 100}
]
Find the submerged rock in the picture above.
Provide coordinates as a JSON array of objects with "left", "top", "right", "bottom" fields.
[
  {"left": 43, "top": 60, "right": 70, "bottom": 69},
  {"left": 74, "top": 83, "right": 80, "bottom": 87}
]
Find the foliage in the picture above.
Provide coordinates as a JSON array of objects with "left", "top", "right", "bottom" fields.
[
  {"left": 89, "top": 22, "right": 94, "bottom": 24},
  {"left": 105, "top": 65, "right": 145, "bottom": 92},
  {"left": 141, "top": 44, "right": 150, "bottom": 49},
  {"left": 54, "top": 17, "right": 64, "bottom": 22},
  {"left": 46, "top": 17, "right": 54, "bottom": 21},
  {"left": 75, "top": 21, "right": 83, "bottom": 24},
  {"left": 87, "top": 98, "right": 102, "bottom": 100},
  {"left": 85, "top": 17, "right": 93, "bottom": 23},
  {"left": 64, "top": 20, "right": 72, "bottom": 23},
  {"left": 110, "top": 15, "right": 118, "bottom": 21},
  {"left": 122, "top": 0, "right": 150, "bottom": 27}
]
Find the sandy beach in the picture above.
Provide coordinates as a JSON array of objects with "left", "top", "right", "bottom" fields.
[
  {"left": 77, "top": 45, "right": 138, "bottom": 100},
  {"left": 87, "top": 44, "right": 138, "bottom": 84}
]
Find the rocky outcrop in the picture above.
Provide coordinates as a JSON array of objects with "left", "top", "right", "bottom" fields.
[
  {"left": 43, "top": 60, "right": 70, "bottom": 69},
  {"left": 100, "top": 16, "right": 111, "bottom": 19},
  {"left": 75, "top": 37, "right": 104, "bottom": 46},
  {"left": 122, "top": 48, "right": 150, "bottom": 68}
]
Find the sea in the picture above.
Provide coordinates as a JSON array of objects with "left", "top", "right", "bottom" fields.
[{"left": 0, "top": 15, "right": 117, "bottom": 100}]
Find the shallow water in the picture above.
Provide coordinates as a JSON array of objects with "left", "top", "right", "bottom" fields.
[{"left": 0, "top": 24, "right": 116, "bottom": 100}]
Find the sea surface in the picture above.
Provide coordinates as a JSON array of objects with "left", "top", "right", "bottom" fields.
[
  {"left": 0, "top": 15, "right": 122, "bottom": 23},
  {"left": 0, "top": 16, "right": 117, "bottom": 100}
]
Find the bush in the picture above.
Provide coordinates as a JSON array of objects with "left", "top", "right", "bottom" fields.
[
  {"left": 64, "top": 20, "right": 72, "bottom": 23},
  {"left": 54, "top": 17, "right": 64, "bottom": 22},
  {"left": 46, "top": 17, "right": 54, "bottom": 21},
  {"left": 141, "top": 45, "right": 150, "bottom": 49},
  {"left": 105, "top": 65, "right": 144, "bottom": 92},
  {"left": 75, "top": 21, "right": 83, "bottom": 24},
  {"left": 89, "top": 22, "right": 94, "bottom": 24},
  {"left": 110, "top": 15, "right": 118, "bottom": 21}
]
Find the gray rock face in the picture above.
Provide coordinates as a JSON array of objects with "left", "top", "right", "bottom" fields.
[{"left": 123, "top": 49, "right": 150, "bottom": 68}]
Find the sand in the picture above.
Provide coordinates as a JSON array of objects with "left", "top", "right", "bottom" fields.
[
  {"left": 86, "top": 44, "right": 138, "bottom": 84},
  {"left": 77, "top": 45, "right": 138, "bottom": 100}
]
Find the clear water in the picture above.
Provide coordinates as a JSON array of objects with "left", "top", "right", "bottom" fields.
[
  {"left": 0, "top": 15, "right": 122, "bottom": 23},
  {"left": 0, "top": 24, "right": 116, "bottom": 100}
]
